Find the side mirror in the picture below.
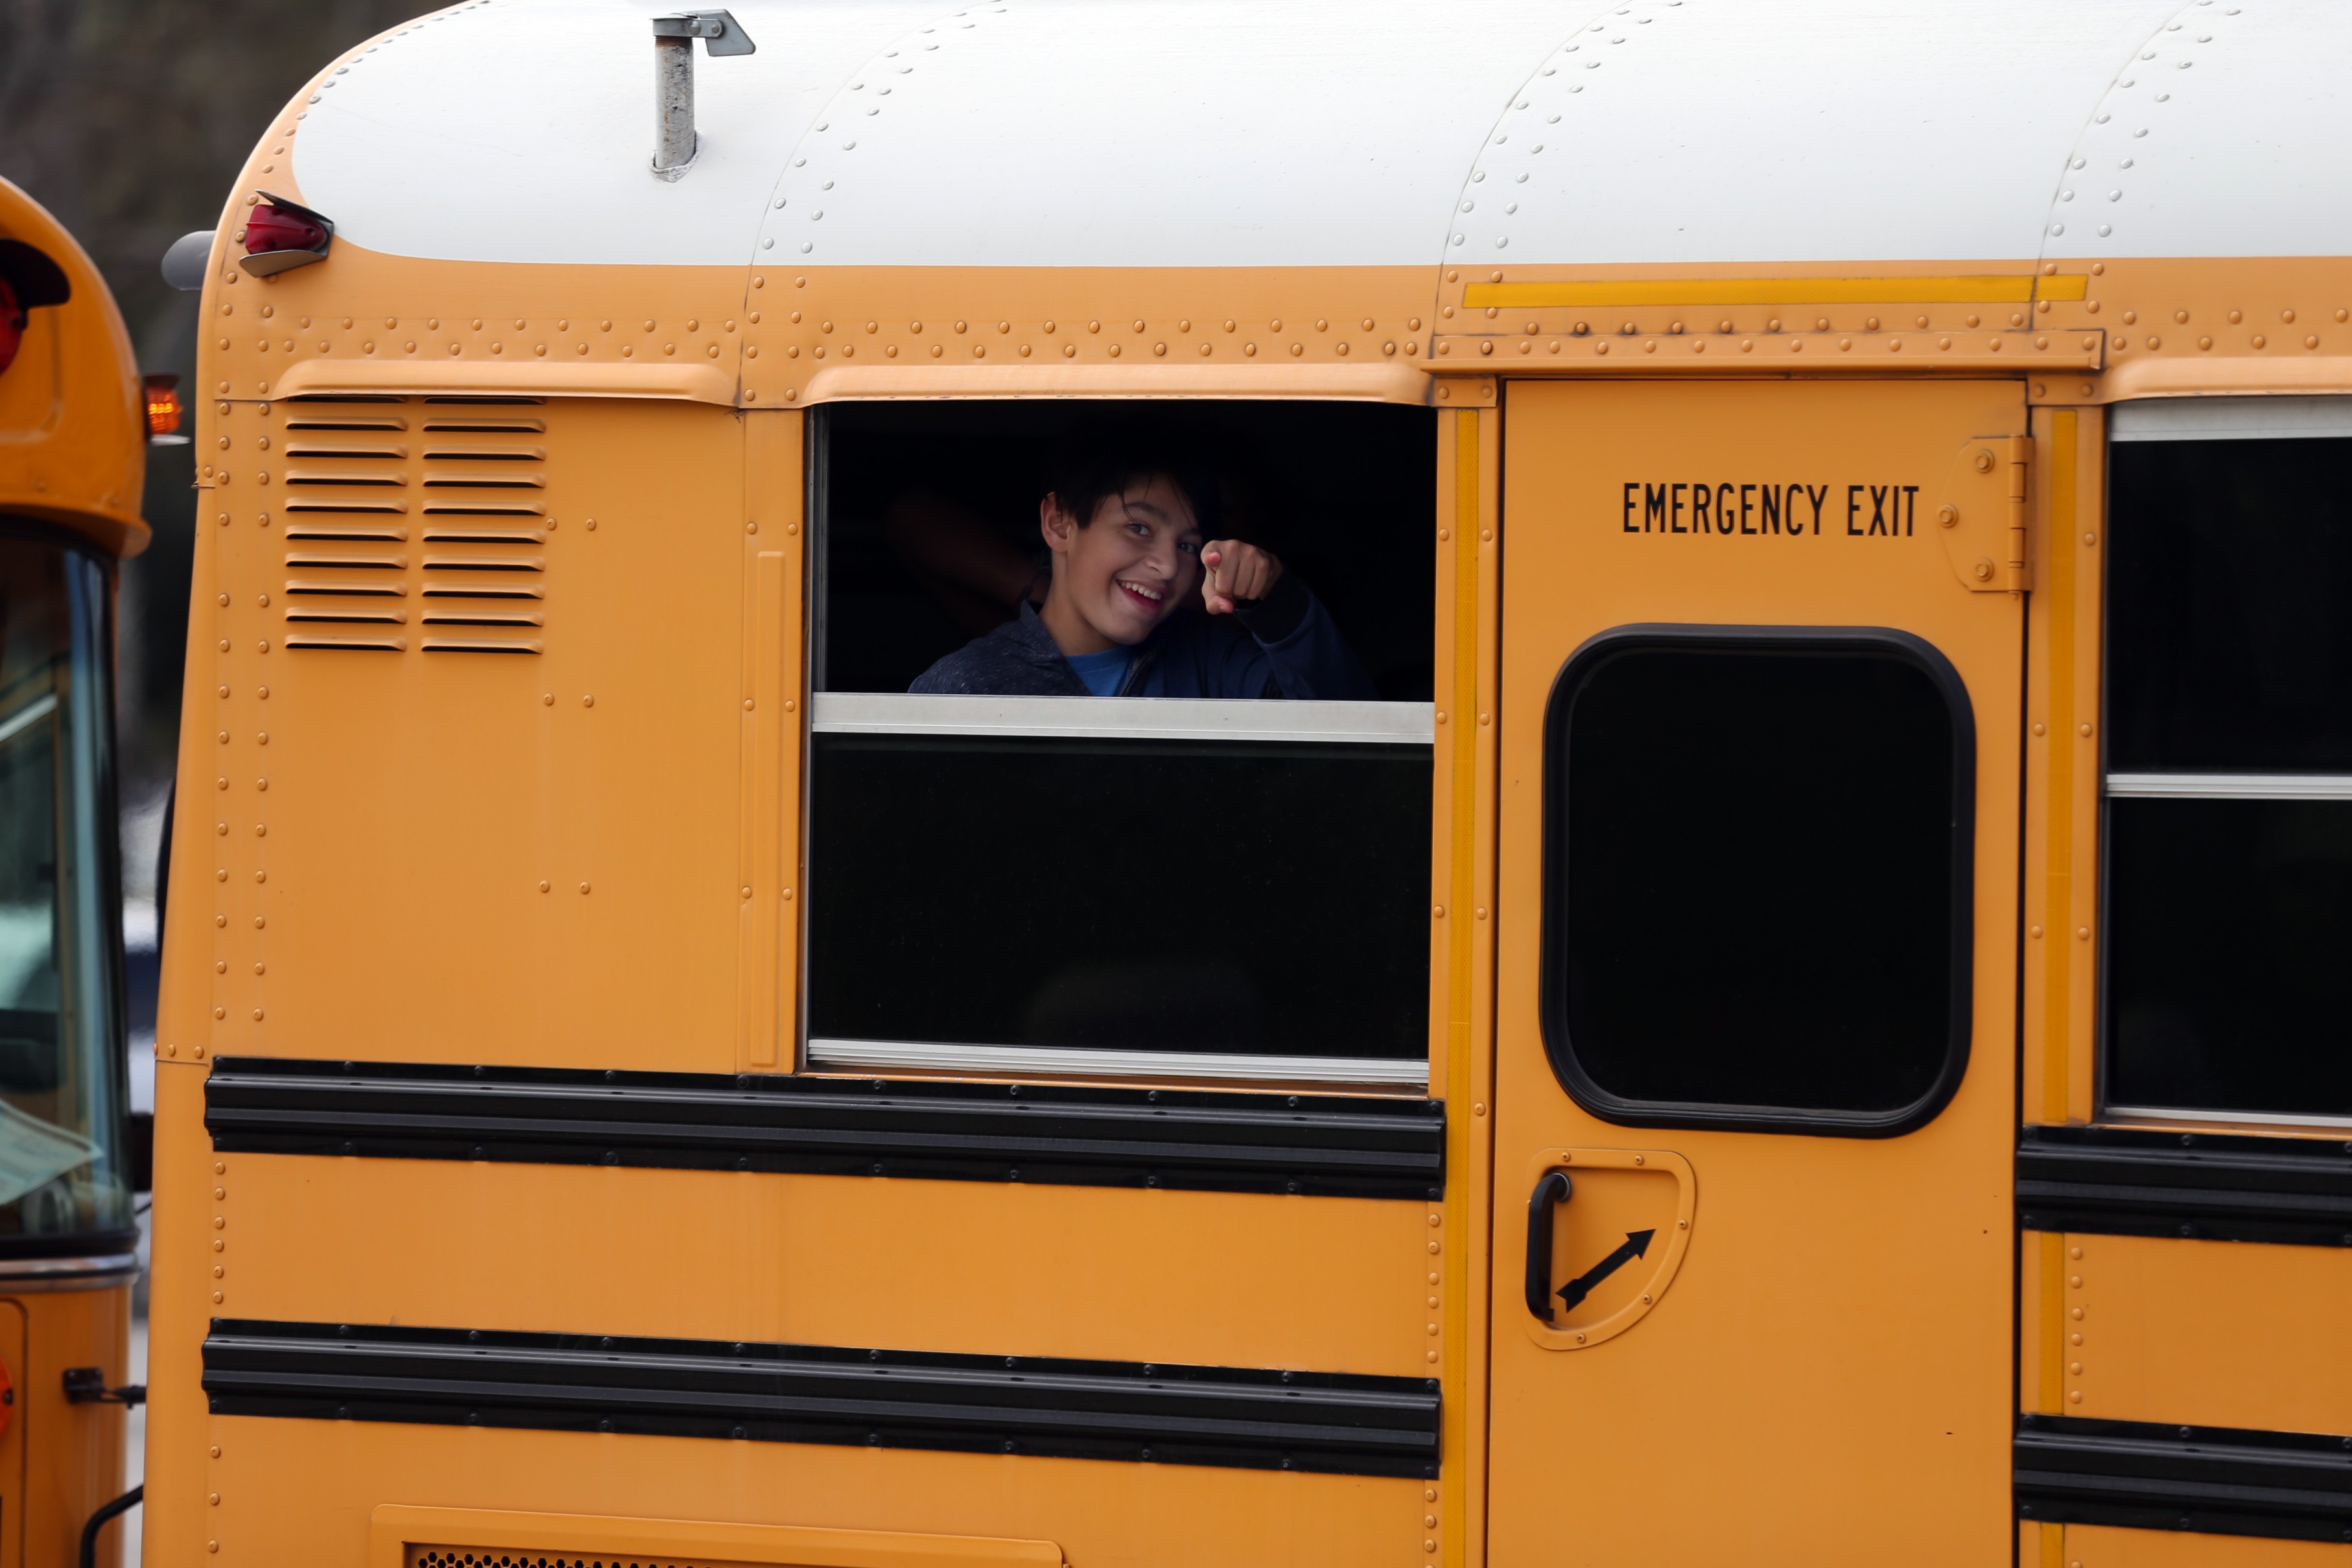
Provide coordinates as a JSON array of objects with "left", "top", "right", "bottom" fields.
[{"left": 161, "top": 230, "right": 213, "bottom": 292}]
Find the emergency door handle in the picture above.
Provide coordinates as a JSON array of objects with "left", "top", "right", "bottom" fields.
[{"left": 1525, "top": 1169, "right": 1573, "bottom": 1321}]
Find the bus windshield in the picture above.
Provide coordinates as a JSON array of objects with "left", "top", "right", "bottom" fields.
[{"left": 0, "top": 529, "right": 128, "bottom": 1246}]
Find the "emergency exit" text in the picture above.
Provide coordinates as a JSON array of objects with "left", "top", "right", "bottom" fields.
[{"left": 1621, "top": 482, "right": 1923, "bottom": 537}]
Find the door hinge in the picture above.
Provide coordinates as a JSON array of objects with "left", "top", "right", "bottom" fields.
[
  {"left": 2005, "top": 434, "right": 2031, "bottom": 594},
  {"left": 1935, "top": 434, "right": 2031, "bottom": 594}
]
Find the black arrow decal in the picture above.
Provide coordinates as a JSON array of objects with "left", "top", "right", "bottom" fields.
[{"left": 1554, "top": 1229, "right": 1656, "bottom": 1313}]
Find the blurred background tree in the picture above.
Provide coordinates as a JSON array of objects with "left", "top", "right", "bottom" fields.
[
  {"left": 1, "top": 0, "right": 432, "bottom": 1044},
  {"left": 4, "top": 0, "right": 432, "bottom": 395}
]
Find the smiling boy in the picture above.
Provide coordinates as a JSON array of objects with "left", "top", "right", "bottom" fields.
[{"left": 908, "top": 435, "right": 1376, "bottom": 699}]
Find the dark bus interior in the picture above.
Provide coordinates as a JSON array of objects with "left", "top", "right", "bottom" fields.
[{"left": 813, "top": 400, "right": 1439, "bottom": 698}]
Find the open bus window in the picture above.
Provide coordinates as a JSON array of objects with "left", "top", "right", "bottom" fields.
[
  {"left": 0, "top": 529, "right": 129, "bottom": 1241},
  {"left": 814, "top": 401, "right": 1434, "bottom": 699},
  {"left": 1540, "top": 629, "right": 1974, "bottom": 1134},
  {"left": 802, "top": 402, "right": 1435, "bottom": 1083},
  {"left": 2104, "top": 417, "right": 2352, "bottom": 1122}
]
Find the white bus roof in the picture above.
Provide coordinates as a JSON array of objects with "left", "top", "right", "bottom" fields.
[{"left": 292, "top": 0, "right": 2349, "bottom": 272}]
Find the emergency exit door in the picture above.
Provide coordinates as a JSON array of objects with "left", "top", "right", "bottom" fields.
[{"left": 1487, "top": 379, "right": 2025, "bottom": 1563}]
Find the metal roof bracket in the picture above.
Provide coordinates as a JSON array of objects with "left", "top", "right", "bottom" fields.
[{"left": 650, "top": 10, "right": 756, "bottom": 181}]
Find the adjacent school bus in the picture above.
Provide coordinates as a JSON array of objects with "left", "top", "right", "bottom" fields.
[
  {"left": 0, "top": 175, "right": 155, "bottom": 1567},
  {"left": 146, "top": 4, "right": 2352, "bottom": 1565}
]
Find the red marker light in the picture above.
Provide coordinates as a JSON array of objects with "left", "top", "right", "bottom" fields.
[
  {"left": 240, "top": 193, "right": 334, "bottom": 277},
  {"left": 244, "top": 205, "right": 326, "bottom": 256},
  {"left": 144, "top": 373, "right": 185, "bottom": 441}
]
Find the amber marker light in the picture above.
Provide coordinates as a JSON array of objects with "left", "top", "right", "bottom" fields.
[{"left": 145, "top": 373, "right": 187, "bottom": 443}]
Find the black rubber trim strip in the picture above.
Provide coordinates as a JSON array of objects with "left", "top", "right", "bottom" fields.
[
  {"left": 204, "top": 1057, "right": 1445, "bottom": 1200},
  {"left": 2016, "top": 1413, "right": 2352, "bottom": 1543},
  {"left": 202, "top": 1319, "right": 1441, "bottom": 1479},
  {"left": 0, "top": 1228, "right": 139, "bottom": 1263},
  {"left": 2018, "top": 1125, "right": 2352, "bottom": 1248}
]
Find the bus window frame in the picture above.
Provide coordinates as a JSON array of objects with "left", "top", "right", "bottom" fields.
[
  {"left": 806, "top": 404, "right": 831, "bottom": 697},
  {"left": 1536, "top": 622, "right": 1979, "bottom": 1139},
  {"left": 2096, "top": 397, "right": 2352, "bottom": 1130},
  {"left": 791, "top": 399, "right": 1440, "bottom": 1090},
  {"left": 0, "top": 514, "right": 134, "bottom": 1253}
]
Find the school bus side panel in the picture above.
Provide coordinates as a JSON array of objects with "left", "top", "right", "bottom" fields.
[
  {"left": 166, "top": 379, "right": 1441, "bottom": 1567},
  {"left": 211, "top": 1422, "right": 1416, "bottom": 1567},
  {"left": 191, "top": 1149, "right": 1436, "bottom": 1566},
  {"left": 199, "top": 1156, "right": 1431, "bottom": 1373},
  {"left": 207, "top": 397, "right": 747, "bottom": 1073}
]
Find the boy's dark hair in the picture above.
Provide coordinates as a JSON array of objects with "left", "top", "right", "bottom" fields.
[{"left": 1043, "top": 423, "right": 1221, "bottom": 537}]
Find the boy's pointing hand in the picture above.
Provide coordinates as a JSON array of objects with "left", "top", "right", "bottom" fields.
[{"left": 1200, "top": 540, "right": 1283, "bottom": 615}]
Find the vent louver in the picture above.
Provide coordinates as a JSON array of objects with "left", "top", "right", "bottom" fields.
[{"left": 279, "top": 396, "right": 550, "bottom": 654}]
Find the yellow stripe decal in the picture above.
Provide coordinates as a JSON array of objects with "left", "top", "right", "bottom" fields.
[
  {"left": 2042, "top": 410, "right": 2077, "bottom": 1125},
  {"left": 2033, "top": 418, "right": 2080, "bottom": 1492},
  {"left": 1449, "top": 410, "right": 1479, "bottom": 1048},
  {"left": 1462, "top": 274, "right": 2089, "bottom": 309},
  {"left": 1441, "top": 407, "right": 1481, "bottom": 1568}
]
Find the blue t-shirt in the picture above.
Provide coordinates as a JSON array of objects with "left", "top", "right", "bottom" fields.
[
  {"left": 910, "top": 581, "right": 1378, "bottom": 701},
  {"left": 1064, "top": 645, "right": 1135, "bottom": 696}
]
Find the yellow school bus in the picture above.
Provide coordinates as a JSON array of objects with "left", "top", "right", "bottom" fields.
[
  {"left": 146, "top": 5, "right": 2352, "bottom": 1565},
  {"left": 0, "top": 175, "right": 156, "bottom": 1568}
]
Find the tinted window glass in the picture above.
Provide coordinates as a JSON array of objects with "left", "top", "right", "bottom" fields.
[
  {"left": 1543, "top": 634, "right": 1971, "bottom": 1129},
  {"left": 2104, "top": 433, "right": 2352, "bottom": 1119},
  {"left": 807, "top": 734, "right": 1430, "bottom": 1060},
  {"left": 2108, "top": 439, "right": 2352, "bottom": 771},
  {"left": 0, "top": 532, "right": 129, "bottom": 1242},
  {"left": 2106, "top": 797, "right": 2352, "bottom": 1117}
]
